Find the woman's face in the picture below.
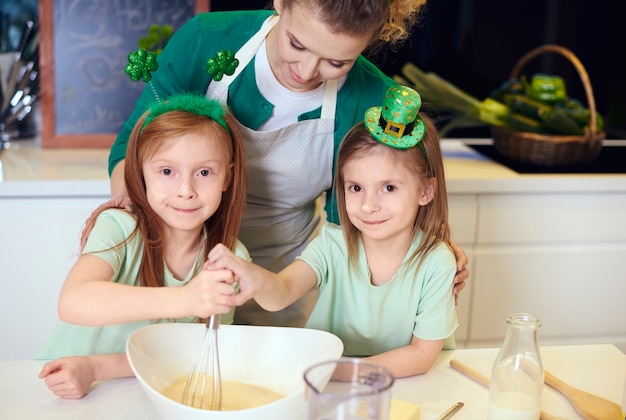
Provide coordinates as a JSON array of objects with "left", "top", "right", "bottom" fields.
[{"left": 267, "top": 0, "right": 374, "bottom": 92}]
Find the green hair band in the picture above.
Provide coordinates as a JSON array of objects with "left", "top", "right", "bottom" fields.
[{"left": 142, "top": 94, "right": 230, "bottom": 135}]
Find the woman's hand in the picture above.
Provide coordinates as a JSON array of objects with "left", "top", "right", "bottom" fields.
[
  {"left": 448, "top": 240, "right": 469, "bottom": 305},
  {"left": 39, "top": 356, "right": 97, "bottom": 399},
  {"left": 80, "top": 194, "right": 133, "bottom": 251}
]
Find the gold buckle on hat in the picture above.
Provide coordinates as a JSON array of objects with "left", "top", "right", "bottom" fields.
[{"left": 383, "top": 120, "right": 406, "bottom": 138}]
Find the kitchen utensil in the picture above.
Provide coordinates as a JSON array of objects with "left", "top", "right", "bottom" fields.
[
  {"left": 449, "top": 359, "right": 565, "bottom": 420},
  {"left": 0, "top": 21, "right": 33, "bottom": 112},
  {"left": 544, "top": 370, "right": 622, "bottom": 420},
  {"left": 2, "top": 92, "right": 38, "bottom": 126},
  {"left": 127, "top": 323, "right": 344, "bottom": 420},
  {"left": 303, "top": 358, "right": 394, "bottom": 420},
  {"left": 181, "top": 314, "right": 222, "bottom": 410},
  {"left": 437, "top": 401, "right": 464, "bottom": 420}
]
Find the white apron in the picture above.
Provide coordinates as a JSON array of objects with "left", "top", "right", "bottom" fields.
[{"left": 207, "top": 17, "right": 337, "bottom": 327}]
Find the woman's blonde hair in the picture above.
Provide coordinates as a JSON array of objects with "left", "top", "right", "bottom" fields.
[
  {"left": 278, "top": 0, "right": 426, "bottom": 51},
  {"left": 335, "top": 115, "right": 450, "bottom": 270}
]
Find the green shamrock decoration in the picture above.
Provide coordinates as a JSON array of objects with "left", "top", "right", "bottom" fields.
[
  {"left": 125, "top": 49, "right": 159, "bottom": 82},
  {"left": 206, "top": 50, "right": 239, "bottom": 81},
  {"left": 125, "top": 24, "right": 172, "bottom": 83}
]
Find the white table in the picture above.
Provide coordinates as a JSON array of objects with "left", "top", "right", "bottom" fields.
[{"left": 1, "top": 344, "right": 624, "bottom": 420}]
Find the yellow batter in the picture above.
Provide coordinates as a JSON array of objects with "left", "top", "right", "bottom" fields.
[{"left": 161, "top": 374, "right": 285, "bottom": 411}]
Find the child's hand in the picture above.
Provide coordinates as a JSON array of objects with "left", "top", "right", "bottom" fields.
[
  {"left": 39, "top": 356, "right": 96, "bottom": 399},
  {"left": 206, "top": 244, "right": 266, "bottom": 305},
  {"left": 182, "top": 266, "right": 239, "bottom": 318}
]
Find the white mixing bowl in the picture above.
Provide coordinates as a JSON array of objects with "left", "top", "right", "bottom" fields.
[{"left": 127, "top": 323, "right": 344, "bottom": 420}]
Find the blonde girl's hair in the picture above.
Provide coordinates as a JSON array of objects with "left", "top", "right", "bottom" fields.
[
  {"left": 335, "top": 116, "right": 450, "bottom": 270},
  {"left": 84, "top": 108, "right": 246, "bottom": 288},
  {"left": 278, "top": 0, "right": 426, "bottom": 51}
]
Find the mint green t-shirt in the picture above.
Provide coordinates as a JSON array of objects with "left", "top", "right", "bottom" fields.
[
  {"left": 36, "top": 209, "right": 249, "bottom": 360},
  {"left": 299, "top": 223, "right": 458, "bottom": 357}
]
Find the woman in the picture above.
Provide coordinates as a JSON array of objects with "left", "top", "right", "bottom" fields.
[{"left": 104, "top": 0, "right": 469, "bottom": 327}]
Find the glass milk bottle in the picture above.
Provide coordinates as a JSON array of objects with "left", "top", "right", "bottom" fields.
[{"left": 488, "top": 313, "right": 543, "bottom": 420}]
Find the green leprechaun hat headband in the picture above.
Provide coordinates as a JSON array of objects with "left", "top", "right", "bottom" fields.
[{"left": 364, "top": 85, "right": 427, "bottom": 157}]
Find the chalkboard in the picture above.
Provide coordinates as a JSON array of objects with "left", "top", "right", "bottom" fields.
[{"left": 40, "top": 0, "right": 210, "bottom": 147}]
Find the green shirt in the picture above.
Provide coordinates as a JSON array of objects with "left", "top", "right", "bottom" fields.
[
  {"left": 300, "top": 223, "right": 458, "bottom": 357},
  {"left": 36, "top": 209, "right": 249, "bottom": 359},
  {"left": 108, "top": 10, "right": 396, "bottom": 224}
]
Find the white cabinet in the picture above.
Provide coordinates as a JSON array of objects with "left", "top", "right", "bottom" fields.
[
  {"left": 447, "top": 194, "right": 478, "bottom": 345},
  {"left": 453, "top": 192, "right": 626, "bottom": 352},
  {"left": 0, "top": 196, "right": 108, "bottom": 360}
]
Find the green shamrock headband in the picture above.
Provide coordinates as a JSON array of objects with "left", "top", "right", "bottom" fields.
[
  {"left": 142, "top": 93, "right": 230, "bottom": 134},
  {"left": 364, "top": 85, "right": 427, "bottom": 158},
  {"left": 125, "top": 48, "right": 239, "bottom": 83}
]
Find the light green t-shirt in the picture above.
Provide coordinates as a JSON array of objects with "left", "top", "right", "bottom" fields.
[
  {"left": 36, "top": 209, "right": 249, "bottom": 360},
  {"left": 300, "top": 223, "right": 458, "bottom": 357}
]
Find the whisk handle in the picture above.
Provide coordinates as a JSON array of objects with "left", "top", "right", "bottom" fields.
[{"left": 206, "top": 314, "right": 220, "bottom": 330}]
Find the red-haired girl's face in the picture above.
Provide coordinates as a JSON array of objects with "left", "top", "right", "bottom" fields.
[{"left": 142, "top": 128, "right": 232, "bottom": 236}]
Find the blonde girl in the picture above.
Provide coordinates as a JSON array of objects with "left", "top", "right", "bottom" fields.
[{"left": 209, "top": 86, "right": 457, "bottom": 378}]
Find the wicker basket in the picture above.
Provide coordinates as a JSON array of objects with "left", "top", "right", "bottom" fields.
[{"left": 491, "top": 44, "right": 605, "bottom": 166}]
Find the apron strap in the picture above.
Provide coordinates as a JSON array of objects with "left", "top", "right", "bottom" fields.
[
  {"left": 219, "top": 15, "right": 279, "bottom": 85},
  {"left": 321, "top": 79, "right": 338, "bottom": 120}
]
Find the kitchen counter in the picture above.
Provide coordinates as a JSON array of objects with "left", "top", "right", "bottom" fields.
[
  {"left": 2, "top": 138, "right": 626, "bottom": 196},
  {"left": 1, "top": 344, "right": 624, "bottom": 420}
]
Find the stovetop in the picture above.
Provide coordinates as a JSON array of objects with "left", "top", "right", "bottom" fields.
[{"left": 468, "top": 143, "right": 626, "bottom": 174}]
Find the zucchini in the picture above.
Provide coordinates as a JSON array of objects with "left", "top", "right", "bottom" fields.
[
  {"left": 506, "top": 112, "right": 553, "bottom": 134},
  {"left": 554, "top": 100, "right": 605, "bottom": 132},
  {"left": 505, "top": 94, "right": 549, "bottom": 119},
  {"left": 505, "top": 94, "right": 583, "bottom": 135},
  {"left": 554, "top": 101, "right": 591, "bottom": 126},
  {"left": 489, "top": 78, "right": 525, "bottom": 103},
  {"left": 538, "top": 107, "right": 584, "bottom": 135}
]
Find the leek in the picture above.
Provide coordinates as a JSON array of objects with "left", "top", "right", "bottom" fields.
[{"left": 395, "top": 63, "right": 509, "bottom": 136}]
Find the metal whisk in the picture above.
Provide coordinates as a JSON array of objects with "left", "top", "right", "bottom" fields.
[{"left": 181, "top": 314, "right": 222, "bottom": 410}]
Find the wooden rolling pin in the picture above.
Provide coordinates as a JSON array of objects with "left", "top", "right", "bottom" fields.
[{"left": 449, "top": 359, "right": 565, "bottom": 420}]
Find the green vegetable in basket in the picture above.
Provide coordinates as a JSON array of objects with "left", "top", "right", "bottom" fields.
[
  {"left": 504, "top": 94, "right": 584, "bottom": 135},
  {"left": 528, "top": 74, "right": 568, "bottom": 104},
  {"left": 506, "top": 112, "right": 553, "bottom": 134},
  {"left": 554, "top": 99, "right": 604, "bottom": 132},
  {"left": 489, "top": 79, "right": 525, "bottom": 103},
  {"left": 393, "top": 62, "right": 603, "bottom": 137}
]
